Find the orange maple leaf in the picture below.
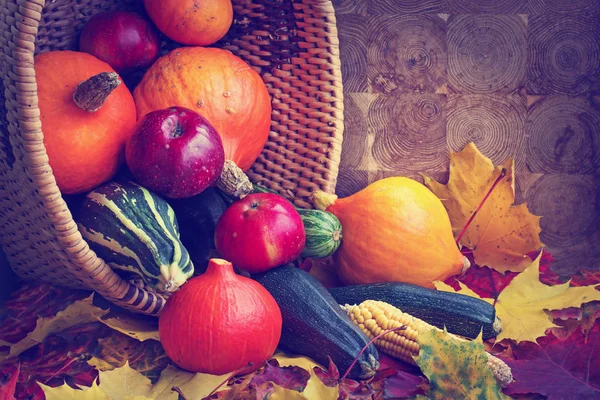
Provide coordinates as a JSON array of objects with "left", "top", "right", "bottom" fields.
[{"left": 423, "top": 142, "right": 543, "bottom": 274}]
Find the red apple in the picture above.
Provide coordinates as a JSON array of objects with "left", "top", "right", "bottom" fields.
[
  {"left": 126, "top": 107, "right": 225, "bottom": 199},
  {"left": 79, "top": 11, "right": 160, "bottom": 72},
  {"left": 215, "top": 193, "right": 306, "bottom": 273}
]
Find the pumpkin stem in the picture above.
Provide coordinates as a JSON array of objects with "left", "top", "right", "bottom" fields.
[
  {"left": 312, "top": 191, "right": 338, "bottom": 211},
  {"left": 216, "top": 160, "right": 253, "bottom": 199},
  {"left": 205, "top": 258, "right": 237, "bottom": 279},
  {"left": 73, "top": 72, "right": 121, "bottom": 112}
]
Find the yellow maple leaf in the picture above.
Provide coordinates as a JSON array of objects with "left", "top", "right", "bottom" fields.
[
  {"left": 39, "top": 380, "right": 109, "bottom": 400},
  {"left": 414, "top": 325, "right": 509, "bottom": 400},
  {"left": 423, "top": 142, "right": 543, "bottom": 273},
  {"left": 9, "top": 294, "right": 108, "bottom": 358},
  {"left": 437, "top": 255, "right": 600, "bottom": 343}
]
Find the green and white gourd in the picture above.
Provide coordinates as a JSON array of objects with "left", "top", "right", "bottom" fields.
[
  {"left": 298, "top": 208, "right": 342, "bottom": 259},
  {"left": 78, "top": 181, "right": 194, "bottom": 293}
]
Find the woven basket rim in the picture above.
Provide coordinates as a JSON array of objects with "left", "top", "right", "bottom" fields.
[{"left": 1, "top": 0, "right": 344, "bottom": 315}]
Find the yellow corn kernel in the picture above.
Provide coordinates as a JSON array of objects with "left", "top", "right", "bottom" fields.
[{"left": 342, "top": 300, "right": 513, "bottom": 388}]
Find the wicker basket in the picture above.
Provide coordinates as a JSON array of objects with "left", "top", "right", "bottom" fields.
[{"left": 0, "top": 0, "right": 344, "bottom": 315}]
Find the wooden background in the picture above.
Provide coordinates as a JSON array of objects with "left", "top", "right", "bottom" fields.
[
  {"left": 331, "top": 0, "right": 600, "bottom": 279},
  {"left": 1, "top": 0, "right": 599, "bottom": 298}
]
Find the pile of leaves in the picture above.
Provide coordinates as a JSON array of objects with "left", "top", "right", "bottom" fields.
[{"left": 1, "top": 143, "right": 599, "bottom": 399}]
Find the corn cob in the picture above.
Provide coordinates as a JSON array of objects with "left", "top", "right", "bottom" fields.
[{"left": 341, "top": 300, "right": 513, "bottom": 388}]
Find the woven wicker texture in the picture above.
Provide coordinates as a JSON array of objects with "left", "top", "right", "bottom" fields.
[
  {"left": 334, "top": 0, "right": 600, "bottom": 279},
  {"left": 0, "top": 0, "right": 343, "bottom": 315}
]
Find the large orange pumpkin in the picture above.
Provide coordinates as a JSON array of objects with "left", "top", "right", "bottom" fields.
[
  {"left": 35, "top": 51, "right": 136, "bottom": 194},
  {"left": 313, "top": 177, "right": 469, "bottom": 289},
  {"left": 144, "top": 0, "right": 233, "bottom": 46},
  {"left": 133, "top": 47, "right": 271, "bottom": 196}
]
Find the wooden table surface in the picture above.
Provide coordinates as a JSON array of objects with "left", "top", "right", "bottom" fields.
[{"left": 331, "top": 0, "right": 600, "bottom": 278}]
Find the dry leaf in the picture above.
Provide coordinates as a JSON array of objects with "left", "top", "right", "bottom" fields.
[
  {"left": 98, "top": 362, "right": 153, "bottom": 399},
  {"left": 39, "top": 380, "right": 109, "bottom": 400},
  {"left": 150, "top": 365, "right": 222, "bottom": 400},
  {"left": 273, "top": 353, "right": 339, "bottom": 400},
  {"left": 494, "top": 254, "right": 600, "bottom": 343},
  {"left": 423, "top": 142, "right": 543, "bottom": 273},
  {"left": 413, "top": 326, "right": 509, "bottom": 400},
  {"left": 96, "top": 310, "right": 159, "bottom": 342},
  {"left": 8, "top": 295, "right": 107, "bottom": 358}
]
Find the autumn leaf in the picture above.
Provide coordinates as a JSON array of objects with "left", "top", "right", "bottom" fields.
[
  {"left": 443, "top": 251, "right": 519, "bottom": 300},
  {"left": 0, "top": 283, "right": 91, "bottom": 347},
  {"left": 87, "top": 333, "right": 169, "bottom": 382},
  {"left": 39, "top": 380, "right": 109, "bottom": 400},
  {"left": 549, "top": 302, "right": 600, "bottom": 340},
  {"left": 313, "top": 357, "right": 375, "bottom": 400},
  {"left": 7, "top": 295, "right": 108, "bottom": 358},
  {"left": 374, "top": 354, "right": 426, "bottom": 399},
  {"left": 0, "top": 363, "right": 18, "bottom": 400},
  {"left": 423, "top": 142, "right": 543, "bottom": 273},
  {"left": 414, "top": 326, "right": 509, "bottom": 400},
  {"left": 95, "top": 308, "right": 159, "bottom": 342},
  {"left": 493, "top": 254, "right": 600, "bottom": 343},
  {"left": 97, "top": 362, "right": 153, "bottom": 399},
  {"left": 273, "top": 353, "right": 339, "bottom": 400},
  {"left": 503, "top": 325, "right": 600, "bottom": 399},
  {"left": 250, "top": 358, "right": 310, "bottom": 393}
]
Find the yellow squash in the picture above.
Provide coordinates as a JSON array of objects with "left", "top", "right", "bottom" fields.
[{"left": 313, "top": 177, "right": 468, "bottom": 288}]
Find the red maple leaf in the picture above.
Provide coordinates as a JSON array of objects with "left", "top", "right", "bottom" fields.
[
  {"left": 0, "top": 363, "right": 19, "bottom": 400},
  {"left": 249, "top": 358, "right": 310, "bottom": 393},
  {"left": 502, "top": 324, "right": 600, "bottom": 399},
  {"left": 313, "top": 357, "right": 375, "bottom": 400}
]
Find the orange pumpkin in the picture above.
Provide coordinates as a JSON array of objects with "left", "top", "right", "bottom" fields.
[
  {"left": 313, "top": 177, "right": 469, "bottom": 289},
  {"left": 133, "top": 47, "right": 271, "bottom": 196},
  {"left": 35, "top": 51, "right": 136, "bottom": 194},
  {"left": 144, "top": 0, "right": 233, "bottom": 46}
]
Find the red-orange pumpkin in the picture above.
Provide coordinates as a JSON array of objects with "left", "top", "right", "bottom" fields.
[
  {"left": 144, "top": 0, "right": 233, "bottom": 46},
  {"left": 35, "top": 51, "right": 136, "bottom": 194},
  {"left": 133, "top": 47, "right": 271, "bottom": 173},
  {"left": 158, "top": 258, "right": 282, "bottom": 374}
]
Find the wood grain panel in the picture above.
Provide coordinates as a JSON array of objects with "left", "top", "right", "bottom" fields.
[
  {"left": 337, "top": 13, "right": 368, "bottom": 93},
  {"left": 527, "top": 15, "right": 600, "bottom": 95},
  {"left": 446, "top": 0, "right": 527, "bottom": 13},
  {"left": 335, "top": 170, "right": 369, "bottom": 198},
  {"left": 526, "top": 96, "right": 600, "bottom": 174},
  {"left": 367, "top": 14, "right": 447, "bottom": 94},
  {"left": 447, "top": 15, "right": 527, "bottom": 94},
  {"left": 526, "top": 174, "right": 600, "bottom": 275},
  {"left": 446, "top": 95, "right": 527, "bottom": 172},
  {"left": 332, "top": 0, "right": 367, "bottom": 15},
  {"left": 368, "top": 94, "right": 449, "bottom": 176},
  {"left": 529, "top": 0, "right": 600, "bottom": 15},
  {"left": 367, "top": 0, "right": 447, "bottom": 14},
  {"left": 339, "top": 93, "right": 372, "bottom": 170}
]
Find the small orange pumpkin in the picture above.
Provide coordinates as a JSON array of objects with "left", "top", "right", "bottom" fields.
[
  {"left": 133, "top": 47, "right": 271, "bottom": 196},
  {"left": 144, "top": 0, "right": 233, "bottom": 46},
  {"left": 35, "top": 51, "right": 136, "bottom": 194},
  {"left": 313, "top": 177, "right": 469, "bottom": 289}
]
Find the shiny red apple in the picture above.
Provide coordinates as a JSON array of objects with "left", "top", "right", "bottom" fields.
[
  {"left": 126, "top": 107, "right": 225, "bottom": 199},
  {"left": 214, "top": 193, "right": 306, "bottom": 273},
  {"left": 79, "top": 11, "right": 160, "bottom": 72}
]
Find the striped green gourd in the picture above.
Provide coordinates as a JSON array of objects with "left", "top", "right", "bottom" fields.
[
  {"left": 251, "top": 184, "right": 342, "bottom": 259},
  {"left": 298, "top": 208, "right": 342, "bottom": 259},
  {"left": 77, "top": 181, "right": 194, "bottom": 293}
]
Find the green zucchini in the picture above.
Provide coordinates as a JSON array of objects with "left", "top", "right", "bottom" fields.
[
  {"left": 78, "top": 181, "right": 193, "bottom": 293},
  {"left": 254, "top": 266, "right": 379, "bottom": 380},
  {"left": 329, "top": 282, "right": 501, "bottom": 340},
  {"left": 250, "top": 184, "right": 342, "bottom": 259}
]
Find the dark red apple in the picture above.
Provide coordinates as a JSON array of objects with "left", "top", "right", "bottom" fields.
[
  {"left": 214, "top": 193, "right": 306, "bottom": 273},
  {"left": 126, "top": 107, "right": 225, "bottom": 199},
  {"left": 79, "top": 11, "right": 160, "bottom": 72}
]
